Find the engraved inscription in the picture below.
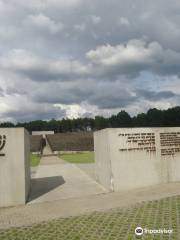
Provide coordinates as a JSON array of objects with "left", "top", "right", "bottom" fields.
[
  {"left": 0, "top": 135, "right": 6, "bottom": 156},
  {"left": 119, "top": 132, "right": 156, "bottom": 153},
  {"left": 160, "top": 132, "right": 180, "bottom": 156}
]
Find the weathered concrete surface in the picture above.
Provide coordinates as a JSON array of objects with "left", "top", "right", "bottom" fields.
[
  {"left": 94, "top": 128, "right": 180, "bottom": 192},
  {"left": 32, "top": 131, "right": 54, "bottom": 138},
  {"left": 0, "top": 128, "right": 30, "bottom": 207},
  {"left": 1, "top": 182, "right": 180, "bottom": 229},
  {"left": 40, "top": 156, "right": 66, "bottom": 165},
  {"left": 29, "top": 159, "right": 107, "bottom": 204},
  {"left": 76, "top": 163, "right": 95, "bottom": 180},
  {"left": 42, "top": 141, "right": 53, "bottom": 155}
]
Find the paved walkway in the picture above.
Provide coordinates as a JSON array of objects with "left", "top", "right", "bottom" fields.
[
  {"left": 42, "top": 140, "right": 53, "bottom": 155},
  {"left": 1, "top": 182, "right": 180, "bottom": 229},
  {"left": 76, "top": 163, "right": 95, "bottom": 180},
  {"left": 29, "top": 161, "right": 106, "bottom": 204},
  {"left": 40, "top": 156, "right": 66, "bottom": 165}
]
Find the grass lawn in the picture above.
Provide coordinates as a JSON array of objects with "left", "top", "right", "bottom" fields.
[
  {"left": 31, "top": 154, "right": 41, "bottom": 167},
  {"left": 0, "top": 195, "right": 179, "bottom": 239},
  {"left": 60, "top": 151, "right": 94, "bottom": 164}
]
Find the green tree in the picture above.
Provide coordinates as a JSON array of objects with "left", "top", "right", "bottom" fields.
[
  {"left": 163, "top": 107, "right": 180, "bottom": 126},
  {"left": 116, "top": 111, "right": 132, "bottom": 127},
  {"left": 146, "top": 108, "right": 163, "bottom": 126},
  {"left": 94, "top": 116, "right": 109, "bottom": 130},
  {"left": 0, "top": 122, "right": 15, "bottom": 128},
  {"left": 133, "top": 113, "right": 147, "bottom": 127}
]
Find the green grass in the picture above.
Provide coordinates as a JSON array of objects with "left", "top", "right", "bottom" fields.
[
  {"left": 0, "top": 195, "right": 179, "bottom": 239},
  {"left": 60, "top": 152, "right": 94, "bottom": 163},
  {"left": 31, "top": 154, "right": 41, "bottom": 167}
]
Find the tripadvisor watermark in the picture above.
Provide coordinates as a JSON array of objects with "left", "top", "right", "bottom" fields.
[{"left": 135, "top": 227, "right": 173, "bottom": 236}]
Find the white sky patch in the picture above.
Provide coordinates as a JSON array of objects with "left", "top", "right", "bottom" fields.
[
  {"left": 55, "top": 104, "right": 85, "bottom": 118},
  {"left": 0, "top": 0, "right": 12, "bottom": 14},
  {"left": 125, "top": 99, "right": 176, "bottom": 116},
  {"left": 0, "top": 101, "right": 12, "bottom": 114},
  {"left": 0, "top": 48, "right": 91, "bottom": 78},
  {"left": 0, "top": 26, "right": 16, "bottom": 39},
  {"left": 158, "top": 75, "right": 180, "bottom": 94},
  {"left": 86, "top": 39, "right": 153, "bottom": 65},
  {"left": 152, "top": 101, "right": 174, "bottom": 110},
  {"left": 9, "top": 0, "right": 82, "bottom": 10},
  {"left": 91, "top": 15, "right": 101, "bottom": 24},
  {"left": 54, "top": 102, "right": 143, "bottom": 119},
  {"left": 54, "top": 103, "right": 101, "bottom": 119},
  {"left": 25, "top": 13, "right": 64, "bottom": 34},
  {"left": 74, "top": 23, "right": 86, "bottom": 32},
  {"left": 1, "top": 49, "right": 40, "bottom": 68},
  {"left": 119, "top": 17, "right": 130, "bottom": 26},
  {"left": 44, "top": 0, "right": 82, "bottom": 9}
]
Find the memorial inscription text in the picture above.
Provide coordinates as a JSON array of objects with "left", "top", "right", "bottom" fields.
[
  {"left": 118, "top": 131, "right": 180, "bottom": 157},
  {"left": 160, "top": 132, "right": 180, "bottom": 156},
  {"left": 119, "top": 132, "right": 156, "bottom": 153}
]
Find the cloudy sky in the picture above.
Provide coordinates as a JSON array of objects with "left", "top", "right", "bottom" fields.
[{"left": 0, "top": 0, "right": 180, "bottom": 122}]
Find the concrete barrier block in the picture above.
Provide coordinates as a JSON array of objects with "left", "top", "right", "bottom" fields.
[
  {"left": 94, "top": 128, "right": 180, "bottom": 191},
  {"left": 0, "top": 128, "right": 30, "bottom": 207}
]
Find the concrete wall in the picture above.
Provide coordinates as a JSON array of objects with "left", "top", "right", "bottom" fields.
[
  {"left": 94, "top": 128, "right": 180, "bottom": 192},
  {"left": 0, "top": 128, "right": 30, "bottom": 207},
  {"left": 32, "top": 131, "right": 54, "bottom": 138},
  {"left": 94, "top": 129, "right": 112, "bottom": 190}
]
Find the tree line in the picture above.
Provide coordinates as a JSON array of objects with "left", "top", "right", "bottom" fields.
[{"left": 1, "top": 106, "right": 180, "bottom": 133}]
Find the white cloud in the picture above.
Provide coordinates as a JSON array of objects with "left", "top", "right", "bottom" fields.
[
  {"left": 86, "top": 39, "right": 155, "bottom": 66},
  {"left": 8, "top": 0, "right": 82, "bottom": 10},
  {"left": 1, "top": 0, "right": 180, "bottom": 121},
  {"left": 86, "top": 39, "right": 180, "bottom": 77},
  {"left": 25, "top": 13, "right": 64, "bottom": 34},
  {"left": 2, "top": 39, "right": 180, "bottom": 83},
  {"left": 46, "top": 0, "right": 82, "bottom": 8},
  {"left": 56, "top": 104, "right": 87, "bottom": 118},
  {"left": 91, "top": 15, "right": 101, "bottom": 24},
  {"left": 0, "top": 26, "right": 15, "bottom": 39},
  {"left": 0, "top": 49, "right": 42, "bottom": 70},
  {"left": 0, "top": 49, "right": 91, "bottom": 80},
  {"left": 119, "top": 17, "right": 130, "bottom": 26},
  {"left": 74, "top": 23, "right": 86, "bottom": 32},
  {"left": 0, "top": 101, "right": 11, "bottom": 115},
  {"left": 0, "top": 93, "right": 65, "bottom": 122}
]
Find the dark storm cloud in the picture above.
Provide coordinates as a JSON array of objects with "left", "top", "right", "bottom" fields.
[
  {"left": 5, "top": 86, "right": 27, "bottom": 95},
  {"left": 0, "top": 87, "right": 4, "bottom": 96},
  {"left": 1, "top": 105, "right": 65, "bottom": 122},
  {"left": 136, "top": 89, "right": 177, "bottom": 101},
  {"left": 31, "top": 81, "right": 138, "bottom": 109},
  {"left": 32, "top": 84, "right": 93, "bottom": 104}
]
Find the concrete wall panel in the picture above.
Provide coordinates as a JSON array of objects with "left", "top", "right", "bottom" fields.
[
  {"left": 94, "top": 128, "right": 180, "bottom": 191},
  {"left": 94, "top": 129, "right": 113, "bottom": 191},
  {"left": 0, "top": 128, "right": 30, "bottom": 207}
]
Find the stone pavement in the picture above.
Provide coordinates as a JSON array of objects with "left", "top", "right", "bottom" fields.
[
  {"left": 42, "top": 141, "right": 53, "bottom": 155},
  {"left": 1, "top": 182, "right": 180, "bottom": 229},
  {"left": 76, "top": 163, "right": 96, "bottom": 180},
  {"left": 29, "top": 162, "right": 107, "bottom": 204},
  {"left": 40, "top": 155, "right": 66, "bottom": 165}
]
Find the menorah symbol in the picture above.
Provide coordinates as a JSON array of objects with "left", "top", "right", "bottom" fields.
[{"left": 0, "top": 135, "right": 6, "bottom": 156}]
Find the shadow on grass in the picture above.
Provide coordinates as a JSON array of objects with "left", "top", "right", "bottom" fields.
[{"left": 28, "top": 176, "right": 65, "bottom": 202}]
